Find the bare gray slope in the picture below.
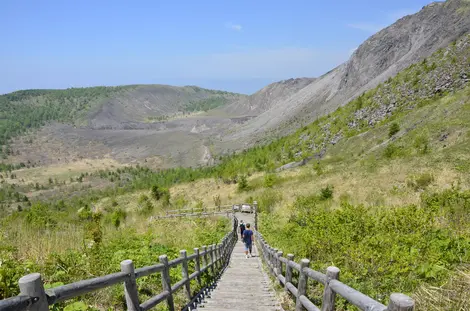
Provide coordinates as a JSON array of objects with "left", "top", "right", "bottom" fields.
[
  {"left": 226, "top": 0, "right": 470, "bottom": 143},
  {"left": 218, "top": 77, "right": 316, "bottom": 116},
  {"left": 88, "top": 85, "right": 245, "bottom": 129}
]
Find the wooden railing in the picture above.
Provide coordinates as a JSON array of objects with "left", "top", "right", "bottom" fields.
[
  {"left": 256, "top": 231, "right": 415, "bottom": 311},
  {"left": 0, "top": 217, "right": 239, "bottom": 311},
  {"left": 151, "top": 205, "right": 234, "bottom": 220}
]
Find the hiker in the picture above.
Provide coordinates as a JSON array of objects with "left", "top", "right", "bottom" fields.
[
  {"left": 239, "top": 220, "right": 245, "bottom": 240},
  {"left": 242, "top": 223, "right": 254, "bottom": 258}
]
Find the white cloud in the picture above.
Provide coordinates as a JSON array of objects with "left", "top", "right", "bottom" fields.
[{"left": 225, "top": 22, "right": 242, "bottom": 31}]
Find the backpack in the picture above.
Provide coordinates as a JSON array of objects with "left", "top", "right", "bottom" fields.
[{"left": 240, "top": 223, "right": 246, "bottom": 231}]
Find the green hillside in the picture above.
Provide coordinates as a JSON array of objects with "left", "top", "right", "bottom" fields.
[
  {"left": 0, "top": 33, "right": 469, "bottom": 311},
  {"left": 0, "top": 85, "right": 240, "bottom": 159}
]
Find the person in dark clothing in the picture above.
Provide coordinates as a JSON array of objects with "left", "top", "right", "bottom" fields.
[
  {"left": 239, "top": 220, "right": 245, "bottom": 240},
  {"left": 242, "top": 223, "right": 254, "bottom": 258}
]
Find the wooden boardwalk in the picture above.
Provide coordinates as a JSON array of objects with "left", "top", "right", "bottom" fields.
[{"left": 199, "top": 213, "right": 281, "bottom": 311}]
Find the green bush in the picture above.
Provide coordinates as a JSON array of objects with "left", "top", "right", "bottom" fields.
[
  {"left": 320, "top": 185, "right": 334, "bottom": 200},
  {"left": 383, "top": 143, "right": 403, "bottom": 159},
  {"left": 414, "top": 135, "right": 430, "bottom": 155},
  {"left": 260, "top": 188, "right": 470, "bottom": 303},
  {"left": 389, "top": 122, "right": 400, "bottom": 138},
  {"left": 264, "top": 174, "right": 276, "bottom": 188},
  {"left": 258, "top": 190, "right": 282, "bottom": 213},
  {"left": 407, "top": 173, "right": 434, "bottom": 191},
  {"left": 238, "top": 175, "right": 249, "bottom": 192}
]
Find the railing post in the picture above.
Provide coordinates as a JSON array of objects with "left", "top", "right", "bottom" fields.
[
  {"left": 214, "top": 244, "right": 220, "bottom": 272},
  {"left": 296, "top": 259, "right": 310, "bottom": 311},
  {"left": 387, "top": 293, "right": 415, "bottom": 311},
  {"left": 276, "top": 251, "right": 283, "bottom": 279},
  {"left": 210, "top": 244, "right": 215, "bottom": 276},
  {"left": 120, "top": 260, "right": 140, "bottom": 311},
  {"left": 203, "top": 245, "right": 208, "bottom": 271},
  {"left": 194, "top": 247, "right": 202, "bottom": 285},
  {"left": 180, "top": 250, "right": 191, "bottom": 300},
  {"left": 159, "top": 255, "right": 175, "bottom": 311},
  {"left": 271, "top": 248, "right": 278, "bottom": 275},
  {"left": 285, "top": 254, "right": 294, "bottom": 292},
  {"left": 321, "top": 266, "right": 340, "bottom": 311},
  {"left": 18, "top": 273, "right": 48, "bottom": 311},
  {"left": 253, "top": 201, "right": 258, "bottom": 230},
  {"left": 222, "top": 238, "right": 227, "bottom": 265}
]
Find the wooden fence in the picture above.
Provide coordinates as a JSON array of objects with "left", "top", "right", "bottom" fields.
[
  {"left": 151, "top": 205, "right": 234, "bottom": 220},
  {"left": 256, "top": 231, "right": 415, "bottom": 311},
  {"left": 0, "top": 217, "right": 239, "bottom": 311}
]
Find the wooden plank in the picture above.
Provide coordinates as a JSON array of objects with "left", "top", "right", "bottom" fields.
[
  {"left": 0, "top": 295, "right": 36, "bottom": 311},
  {"left": 305, "top": 268, "right": 327, "bottom": 285},
  {"left": 321, "top": 266, "right": 340, "bottom": 311},
  {"left": 180, "top": 250, "right": 191, "bottom": 300},
  {"left": 387, "top": 293, "right": 415, "bottom": 311},
  {"left": 289, "top": 261, "right": 301, "bottom": 272},
  {"left": 18, "top": 274, "right": 48, "bottom": 311},
  {"left": 159, "top": 255, "right": 175, "bottom": 311},
  {"left": 194, "top": 248, "right": 202, "bottom": 285},
  {"left": 135, "top": 263, "right": 164, "bottom": 278},
  {"left": 300, "top": 295, "right": 321, "bottom": 311},
  {"left": 140, "top": 291, "right": 169, "bottom": 311},
  {"left": 285, "top": 254, "right": 295, "bottom": 293},
  {"left": 171, "top": 279, "right": 186, "bottom": 293},
  {"left": 120, "top": 260, "right": 140, "bottom": 311},
  {"left": 286, "top": 282, "right": 298, "bottom": 297},
  {"left": 202, "top": 245, "right": 209, "bottom": 271},
  {"left": 329, "top": 280, "right": 387, "bottom": 311},
  {"left": 210, "top": 244, "right": 215, "bottom": 276},
  {"left": 296, "top": 259, "right": 310, "bottom": 311},
  {"left": 168, "top": 257, "right": 184, "bottom": 268},
  {"left": 51, "top": 272, "right": 129, "bottom": 303}
]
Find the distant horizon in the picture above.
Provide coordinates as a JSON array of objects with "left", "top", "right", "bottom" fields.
[{"left": 1, "top": 0, "right": 435, "bottom": 95}]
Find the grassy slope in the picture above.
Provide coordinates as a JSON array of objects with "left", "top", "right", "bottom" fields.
[
  {"left": 1, "top": 34, "right": 469, "bottom": 311},
  {"left": 0, "top": 85, "right": 241, "bottom": 159}
]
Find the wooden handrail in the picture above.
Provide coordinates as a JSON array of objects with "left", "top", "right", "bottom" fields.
[
  {"left": 0, "top": 216, "right": 239, "bottom": 311},
  {"left": 255, "top": 231, "right": 415, "bottom": 311}
]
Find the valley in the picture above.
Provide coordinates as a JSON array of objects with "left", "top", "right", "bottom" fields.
[{"left": 1, "top": 0, "right": 470, "bottom": 310}]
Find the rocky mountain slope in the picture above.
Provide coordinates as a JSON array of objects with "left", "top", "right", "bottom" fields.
[
  {"left": 218, "top": 77, "right": 316, "bottom": 116},
  {"left": 225, "top": 0, "right": 470, "bottom": 144},
  {"left": 3, "top": 0, "right": 470, "bottom": 169},
  {"left": 87, "top": 85, "right": 244, "bottom": 129}
]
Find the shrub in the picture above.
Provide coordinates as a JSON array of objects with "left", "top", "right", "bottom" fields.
[
  {"left": 313, "top": 162, "right": 323, "bottom": 176},
  {"left": 264, "top": 174, "right": 276, "bottom": 188},
  {"left": 320, "top": 185, "right": 334, "bottom": 200},
  {"left": 260, "top": 188, "right": 470, "bottom": 303},
  {"left": 414, "top": 135, "right": 430, "bottom": 155},
  {"left": 258, "top": 190, "right": 282, "bottom": 213},
  {"left": 138, "top": 194, "right": 149, "bottom": 205},
  {"left": 213, "top": 194, "right": 221, "bottom": 207},
  {"left": 238, "top": 175, "right": 249, "bottom": 192},
  {"left": 111, "top": 208, "right": 126, "bottom": 228},
  {"left": 388, "top": 122, "right": 400, "bottom": 138},
  {"left": 383, "top": 143, "right": 403, "bottom": 159},
  {"left": 407, "top": 173, "right": 434, "bottom": 191}
]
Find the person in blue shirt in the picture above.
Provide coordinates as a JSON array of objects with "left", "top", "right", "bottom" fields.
[{"left": 242, "top": 223, "right": 254, "bottom": 258}]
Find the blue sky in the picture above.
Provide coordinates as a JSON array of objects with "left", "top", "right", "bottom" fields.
[{"left": 1, "top": 0, "right": 436, "bottom": 95}]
